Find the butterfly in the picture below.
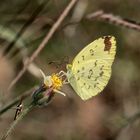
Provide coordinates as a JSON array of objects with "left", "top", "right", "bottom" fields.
[
  {"left": 66, "top": 36, "right": 116, "bottom": 100},
  {"left": 33, "top": 36, "right": 116, "bottom": 102}
]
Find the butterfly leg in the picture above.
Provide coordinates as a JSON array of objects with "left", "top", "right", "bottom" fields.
[
  {"left": 62, "top": 79, "right": 69, "bottom": 84},
  {"left": 63, "top": 81, "right": 69, "bottom": 84},
  {"left": 58, "top": 71, "right": 67, "bottom": 79},
  {"left": 58, "top": 71, "right": 66, "bottom": 76},
  {"left": 57, "top": 70, "right": 69, "bottom": 84}
]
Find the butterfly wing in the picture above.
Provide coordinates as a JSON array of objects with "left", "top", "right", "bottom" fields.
[{"left": 67, "top": 36, "right": 116, "bottom": 100}]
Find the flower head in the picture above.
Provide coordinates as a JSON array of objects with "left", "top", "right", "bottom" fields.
[{"left": 51, "top": 74, "right": 62, "bottom": 89}]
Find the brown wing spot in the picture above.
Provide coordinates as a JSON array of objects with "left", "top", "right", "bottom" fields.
[
  {"left": 104, "top": 36, "right": 112, "bottom": 52},
  {"left": 88, "top": 76, "right": 91, "bottom": 79},
  {"left": 94, "top": 60, "right": 97, "bottom": 67},
  {"left": 100, "top": 71, "right": 104, "bottom": 77},
  {"left": 77, "top": 70, "right": 80, "bottom": 73},
  {"left": 88, "top": 85, "right": 91, "bottom": 89},
  {"left": 100, "top": 65, "right": 104, "bottom": 70},
  {"left": 88, "top": 69, "right": 93, "bottom": 79},
  {"left": 90, "top": 49, "right": 94, "bottom": 56},
  {"left": 82, "top": 55, "right": 85, "bottom": 60},
  {"left": 82, "top": 67, "right": 85, "bottom": 70},
  {"left": 77, "top": 77, "right": 80, "bottom": 81},
  {"left": 95, "top": 77, "right": 98, "bottom": 81},
  {"left": 77, "top": 61, "right": 80, "bottom": 64},
  {"left": 94, "top": 82, "right": 99, "bottom": 88}
]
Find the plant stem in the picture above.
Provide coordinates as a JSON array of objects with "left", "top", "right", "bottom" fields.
[
  {"left": 0, "top": 87, "right": 53, "bottom": 140},
  {"left": 0, "top": 86, "right": 36, "bottom": 115},
  {"left": 0, "top": 103, "right": 34, "bottom": 140}
]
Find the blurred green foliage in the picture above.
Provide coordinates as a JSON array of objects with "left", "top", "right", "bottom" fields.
[{"left": 0, "top": 0, "right": 140, "bottom": 140}]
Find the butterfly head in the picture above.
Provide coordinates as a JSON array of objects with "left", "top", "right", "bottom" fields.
[
  {"left": 66, "top": 64, "right": 72, "bottom": 71},
  {"left": 66, "top": 64, "right": 73, "bottom": 78}
]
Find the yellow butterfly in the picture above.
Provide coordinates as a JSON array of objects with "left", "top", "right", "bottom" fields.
[
  {"left": 35, "top": 36, "right": 116, "bottom": 102},
  {"left": 66, "top": 36, "right": 116, "bottom": 100}
]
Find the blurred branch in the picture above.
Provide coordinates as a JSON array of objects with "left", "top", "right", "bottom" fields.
[
  {"left": 8, "top": 0, "right": 79, "bottom": 92},
  {"left": 110, "top": 111, "right": 140, "bottom": 139},
  {"left": 86, "top": 10, "right": 140, "bottom": 31},
  {"left": 3, "top": 1, "right": 46, "bottom": 56},
  {"left": 0, "top": 86, "right": 36, "bottom": 115}
]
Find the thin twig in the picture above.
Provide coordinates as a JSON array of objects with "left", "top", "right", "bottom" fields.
[
  {"left": 0, "top": 103, "right": 34, "bottom": 140},
  {"left": 0, "top": 86, "right": 36, "bottom": 115},
  {"left": 8, "top": 0, "right": 78, "bottom": 92},
  {"left": 1, "top": 88, "right": 54, "bottom": 140},
  {"left": 86, "top": 10, "right": 140, "bottom": 31}
]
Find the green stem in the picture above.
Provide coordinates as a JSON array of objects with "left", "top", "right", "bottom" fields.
[
  {"left": 0, "top": 86, "right": 36, "bottom": 115},
  {"left": 0, "top": 103, "right": 34, "bottom": 140},
  {"left": 0, "top": 87, "right": 54, "bottom": 140}
]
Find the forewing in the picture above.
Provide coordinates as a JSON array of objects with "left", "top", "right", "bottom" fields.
[
  {"left": 72, "top": 36, "right": 116, "bottom": 72},
  {"left": 67, "top": 36, "right": 116, "bottom": 100}
]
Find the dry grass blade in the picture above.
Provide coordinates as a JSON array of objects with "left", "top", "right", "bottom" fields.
[
  {"left": 87, "top": 10, "right": 140, "bottom": 31},
  {"left": 0, "top": 104, "right": 34, "bottom": 140},
  {"left": 0, "top": 86, "right": 36, "bottom": 115},
  {"left": 8, "top": 0, "right": 79, "bottom": 92}
]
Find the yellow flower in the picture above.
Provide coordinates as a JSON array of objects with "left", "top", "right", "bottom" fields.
[{"left": 51, "top": 74, "right": 63, "bottom": 89}]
